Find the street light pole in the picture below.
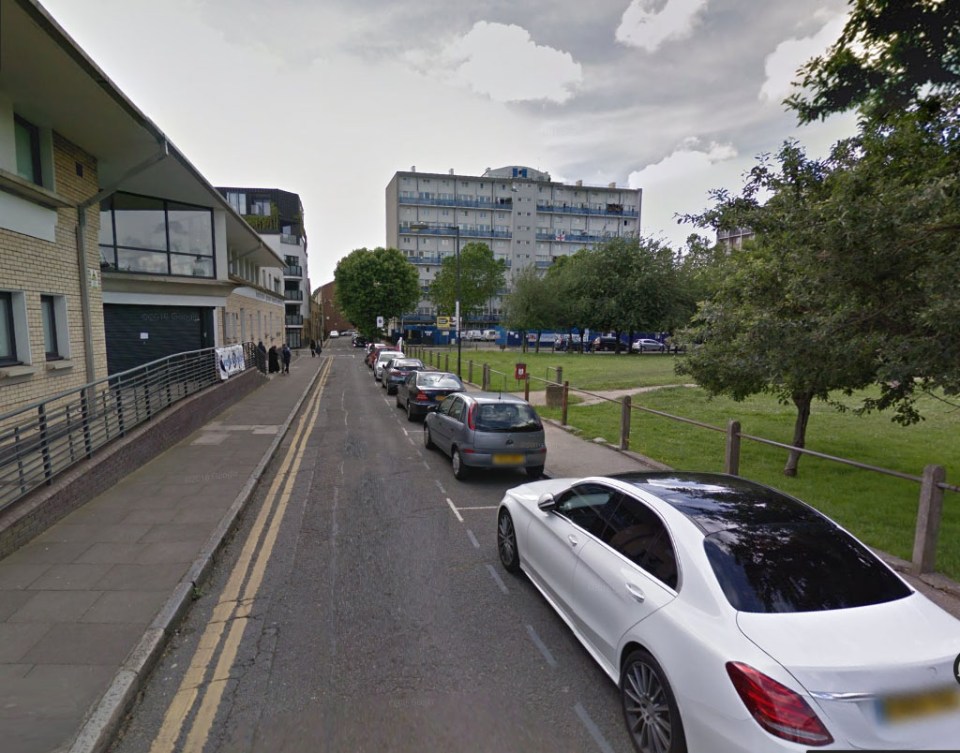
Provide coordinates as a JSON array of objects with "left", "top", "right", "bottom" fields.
[{"left": 454, "top": 223, "right": 461, "bottom": 378}]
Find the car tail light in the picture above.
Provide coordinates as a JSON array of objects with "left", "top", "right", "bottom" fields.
[
  {"left": 726, "top": 662, "right": 833, "bottom": 746},
  {"left": 415, "top": 392, "right": 429, "bottom": 401},
  {"left": 466, "top": 403, "right": 477, "bottom": 430}
]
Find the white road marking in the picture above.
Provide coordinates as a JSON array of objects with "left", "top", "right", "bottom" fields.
[
  {"left": 485, "top": 564, "right": 509, "bottom": 594},
  {"left": 466, "top": 529, "right": 480, "bottom": 549},
  {"left": 401, "top": 428, "right": 409, "bottom": 436},
  {"left": 423, "top": 461, "right": 431, "bottom": 470},
  {"left": 526, "top": 624, "right": 557, "bottom": 667},
  {"left": 456, "top": 505, "right": 499, "bottom": 511},
  {"left": 435, "top": 480, "right": 446, "bottom": 495},
  {"left": 574, "top": 702, "right": 616, "bottom": 753},
  {"left": 446, "top": 497, "right": 464, "bottom": 522}
]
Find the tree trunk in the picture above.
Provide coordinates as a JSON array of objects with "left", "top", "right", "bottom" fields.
[{"left": 784, "top": 391, "right": 812, "bottom": 477}]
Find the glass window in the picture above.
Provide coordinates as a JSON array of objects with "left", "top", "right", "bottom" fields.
[
  {"left": 605, "top": 496, "right": 679, "bottom": 589},
  {"left": 117, "top": 247, "right": 169, "bottom": 274},
  {"left": 112, "top": 194, "right": 167, "bottom": 251},
  {"left": 0, "top": 292, "right": 17, "bottom": 364},
  {"left": 554, "top": 484, "right": 617, "bottom": 539},
  {"left": 474, "top": 403, "right": 541, "bottom": 432},
  {"left": 14, "top": 115, "right": 42, "bottom": 185},
  {"left": 704, "top": 522, "right": 911, "bottom": 613},
  {"left": 170, "top": 254, "right": 213, "bottom": 277},
  {"left": 167, "top": 203, "right": 213, "bottom": 256},
  {"left": 41, "top": 295, "right": 59, "bottom": 360},
  {"left": 98, "top": 206, "right": 115, "bottom": 246}
]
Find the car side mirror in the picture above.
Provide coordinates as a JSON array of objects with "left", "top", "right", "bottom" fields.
[{"left": 537, "top": 493, "right": 556, "bottom": 511}]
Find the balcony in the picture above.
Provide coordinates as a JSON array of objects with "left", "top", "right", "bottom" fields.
[
  {"left": 284, "top": 290, "right": 303, "bottom": 301},
  {"left": 286, "top": 314, "right": 304, "bottom": 326},
  {"left": 285, "top": 264, "right": 303, "bottom": 277},
  {"left": 399, "top": 225, "right": 511, "bottom": 240},
  {"left": 280, "top": 233, "right": 300, "bottom": 245},
  {"left": 536, "top": 203, "right": 639, "bottom": 218}
]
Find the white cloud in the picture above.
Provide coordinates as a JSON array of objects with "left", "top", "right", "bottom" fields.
[
  {"left": 628, "top": 140, "right": 742, "bottom": 244},
  {"left": 420, "top": 22, "right": 582, "bottom": 104},
  {"left": 616, "top": 0, "right": 709, "bottom": 52},
  {"left": 759, "top": 14, "right": 846, "bottom": 104}
]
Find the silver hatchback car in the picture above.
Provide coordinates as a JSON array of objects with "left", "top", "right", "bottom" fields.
[{"left": 423, "top": 392, "right": 546, "bottom": 480}]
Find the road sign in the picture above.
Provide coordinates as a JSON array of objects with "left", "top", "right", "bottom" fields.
[{"left": 376, "top": 316, "right": 384, "bottom": 328}]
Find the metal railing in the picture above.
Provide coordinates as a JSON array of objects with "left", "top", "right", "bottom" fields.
[{"left": 0, "top": 343, "right": 258, "bottom": 512}]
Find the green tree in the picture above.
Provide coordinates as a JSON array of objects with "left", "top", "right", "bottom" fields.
[
  {"left": 428, "top": 242, "right": 506, "bottom": 322},
  {"left": 786, "top": 0, "right": 960, "bottom": 122},
  {"left": 502, "top": 266, "right": 563, "bottom": 353},
  {"left": 333, "top": 247, "right": 419, "bottom": 337}
]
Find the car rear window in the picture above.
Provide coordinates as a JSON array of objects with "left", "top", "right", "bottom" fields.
[
  {"left": 393, "top": 360, "right": 422, "bottom": 369},
  {"left": 704, "top": 523, "right": 911, "bottom": 613},
  {"left": 419, "top": 374, "right": 463, "bottom": 389},
  {"left": 474, "top": 403, "right": 541, "bottom": 432}
]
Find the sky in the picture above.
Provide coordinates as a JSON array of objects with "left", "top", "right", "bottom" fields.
[{"left": 41, "top": 0, "right": 859, "bottom": 287}]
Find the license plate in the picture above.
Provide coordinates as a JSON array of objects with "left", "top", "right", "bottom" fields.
[
  {"left": 879, "top": 688, "right": 960, "bottom": 723},
  {"left": 493, "top": 454, "right": 525, "bottom": 465}
]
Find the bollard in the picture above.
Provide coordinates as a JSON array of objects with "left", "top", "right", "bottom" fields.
[
  {"left": 620, "top": 396, "right": 631, "bottom": 450},
  {"left": 482, "top": 364, "right": 489, "bottom": 391},
  {"left": 561, "top": 380, "right": 569, "bottom": 426},
  {"left": 524, "top": 374, "right": 530, "bottom": 401},
  {"left": 912, "top": 464, "right": 946, "bottom": 574},
  {"left": 468, "top": 360, "right": 473, "bottom": 384},
  {"left": 445, "top": 353, "right": 449, "bottom": 372},
  {"left": 556, "top": 366, "right": 563, "bottom": 385},
  {"left": 725, "top": 420, "right": 741, "bottom": 475}
]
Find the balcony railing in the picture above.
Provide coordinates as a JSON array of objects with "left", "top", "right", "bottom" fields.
[
  {"left": 286, "top": 315, "right": 304, "bottom": 326},
  {"left": 280, "top": 234, "right": 300, "bottom": 245},
  {"left": 536, "top": 203, "right": 639, "bottom": 218},
  {"left": 284, "top": 290, "right": 304, "bottom": 301},
  {"left": 0, "top": 344, "right": 258, "bottom": 512},
  {"left": 400, "top": 225, "right": 511, "bottom": 239},
  {"left": 285, "top": 265, "right": 303, "bottom": 277}
]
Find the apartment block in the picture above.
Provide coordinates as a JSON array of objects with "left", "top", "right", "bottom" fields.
[
  {"left": 218, "top": 187, "right": 309, "bottom": 349},
  {"left": 385, "top": 165, "right": 642, "bottom": 325}
]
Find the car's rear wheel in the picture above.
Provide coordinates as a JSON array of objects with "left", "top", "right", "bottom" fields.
[
  {"left": 497, "top": 509, "right": 521, "bottom": 573},
  {"left": 406, "top": 401, "right": 417, "bottom": 422},
  {"left": 452, "top": 448, "right": 469, "bottom": 480},
  {"left": 423, "top": 424, "right": 435, "bottom": 450},
  {"left": 526, "top": 465, "right": 544, "bottom": 479},
  {"left": 621, "top": 650, "right": 686, "bottom": 753}
]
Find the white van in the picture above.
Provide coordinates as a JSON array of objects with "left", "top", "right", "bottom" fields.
[{"left": 481, "top": 329, "right": 498, "bottom": 341}]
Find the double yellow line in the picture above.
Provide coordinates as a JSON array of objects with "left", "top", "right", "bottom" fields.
[{"left": 149, "top": 358, "right": 333, "bottom": 753}]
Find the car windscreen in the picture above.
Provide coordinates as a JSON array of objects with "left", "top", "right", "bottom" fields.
[
  {"left": 474, "top": 403, "right": 542, "bottom": 432},
  {"left": 419, "top": 374, "right": 463, "bottom": 389},
  {"left": 392, "top": 360, "right": 423, "bottom": 369},
  {"left": 703, "top": 522, "right": 911, "bottom": 613}
]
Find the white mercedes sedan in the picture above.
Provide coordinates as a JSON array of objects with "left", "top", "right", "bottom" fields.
[{"left": 496, "top": 472, "right": 960, "bottom": 753}]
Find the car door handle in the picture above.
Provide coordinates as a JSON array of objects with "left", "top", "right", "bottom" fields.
[
  {"left": 567, "top": 535, "right": 579, "bottom": 548},
  {"left": 625, "top": 583, "right": 645, "bottom": 603}
]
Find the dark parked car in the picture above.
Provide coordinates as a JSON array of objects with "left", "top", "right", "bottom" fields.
[
  {"left": 592, "top": 335, "right": 621, "bottom": 351},
  {"left": 380, "top": 358, "right": 425, "bottom": 393},
  {"left": 395, "top": 371, "right": 465, "bottom": 421},
  {"left": 352, "top": 335, "right": 368, "bottom": 348},
  {"left": 424, "top": 392, "right": 546, "bottom": 480}
]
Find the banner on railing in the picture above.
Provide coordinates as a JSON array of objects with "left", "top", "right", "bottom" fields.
[{"left": 216, "top": 345, "right": 246, "bottom": 381}]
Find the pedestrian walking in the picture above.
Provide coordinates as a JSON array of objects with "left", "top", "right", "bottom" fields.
[
  {"left": 281, "top": 343, "right": 292, "bottom": 374},
  {"left": 396, "top": 335, "right": 404, "bottom": 352},
  {"left": 256, "top": 340, "right": 267, "bottom": 373},
  {"left": 309, "top": 339, "right": 317, "bottom": 357},
  {"left": 268, "top": 344, "right": 280, "bottom": 374}
]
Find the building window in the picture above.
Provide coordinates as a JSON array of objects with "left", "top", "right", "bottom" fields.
[
  {"left": 40, "top": 295, "right": 62, "bottom": 360},
  {"left": 99, "top": 192, "right": 215, "bottom": 278},
  {"left": 0, "top": 292, "right": 18, "bottom": 364},
  {"left": 226, "top": 191, "right": 247, "bottom": 215},
  {"left": 14, "top": 115, "right": 42, "bottom": 185}
]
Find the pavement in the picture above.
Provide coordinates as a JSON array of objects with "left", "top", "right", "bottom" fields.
[{"left": 0, "top": 346, "right": 958, "bottom": 753}]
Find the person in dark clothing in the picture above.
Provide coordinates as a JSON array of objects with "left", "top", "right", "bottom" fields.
[
  {"left": 256, "top": 341, "right": 267, "bottom": 373},
  {"left": 281, "top": 343, "right": 292, "bottom": 374},
  {"left": 268, "top": 344, "right": 280, "bottom": 373},
  {"left": 309, "top": 339, "right": 317, "bottom": 357}
]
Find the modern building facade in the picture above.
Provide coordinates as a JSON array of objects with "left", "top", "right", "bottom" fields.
[
  {"left": 385, "top": 166, "right": 642, "bottom": 325},
  {"left": 1, "top": 0, "right": 285, "bottom": 417},
  {"left": 217, "top": 187, "right": 309, "bottom": 349}
]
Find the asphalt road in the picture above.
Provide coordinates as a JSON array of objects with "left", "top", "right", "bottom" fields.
[{"left": 109, "top": 339, "right": 635, "bottom": 753}]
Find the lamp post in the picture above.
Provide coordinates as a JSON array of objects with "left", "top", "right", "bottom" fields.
[{"left": 410, "top": 222, "right": 461, "bottom": 377}]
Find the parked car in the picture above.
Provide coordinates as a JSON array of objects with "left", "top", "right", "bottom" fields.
[
  {"left": 592, "top": 334, "right": 621, "bottom": 351},
  {"left": 373, "top": 350, "right": 403, "bottom": 380},
  {"left": 631, "top": 337, "right": 665, "bottom": 353},
  {"left": 365, "top": 343, "right": 390, "bottom": 368},
  {"left": 496, "top": 471, "right": 960, "bottom": 753},
  {"left": 424, "top": 392, "right": 546, "bottom": 480},
  {"left": 395, "top": 370, "right": 465, "bottom": 421},
  {"left": 465, "top": 330, "right": 483, "bottom": 341},
  {"left": 352, "top": 335, "right": 368, "bottom": 348},
  {"left": 329, "top": 330, "right": 339, "bottom": 338},
  {"left": 480, "top": 329, "right": 498, "bottom": 342},
  {"left": 380, "top": 358, "right": 425, "bottom": 393}
]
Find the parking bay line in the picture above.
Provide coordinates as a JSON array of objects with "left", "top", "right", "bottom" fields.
[
  {"left": 574, "top": 702, "right": 616, "bottom": 753},
  {"left": 525, "top": 624, "right": 557, "bottom": 667},
  {"left": 445, "top": 497, "right": 463, "bottom": 522},
  {"left": 485, "top": 563, "right": 509, "bottom": 594},
  {"left": 456, "top": 505, "right": 498, "bottom": 511},
  {"left": 465, "top": 529, "right": 480, "bottom": 549}
]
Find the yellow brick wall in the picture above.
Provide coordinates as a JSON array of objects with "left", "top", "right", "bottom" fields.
[
  {"left": 0, "top": 133, "right": 102, "bottom": 415},
  {"left": 223, "top": 291, "right": 285, "bottom": 349}
]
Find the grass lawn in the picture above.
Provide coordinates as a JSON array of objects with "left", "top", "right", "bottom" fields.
[
  {"left": 416, "top": 345, "right": 685, "bottom": 392},
  {"left": 538, "top": 386, "right": 960, "bottom": 581}
]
